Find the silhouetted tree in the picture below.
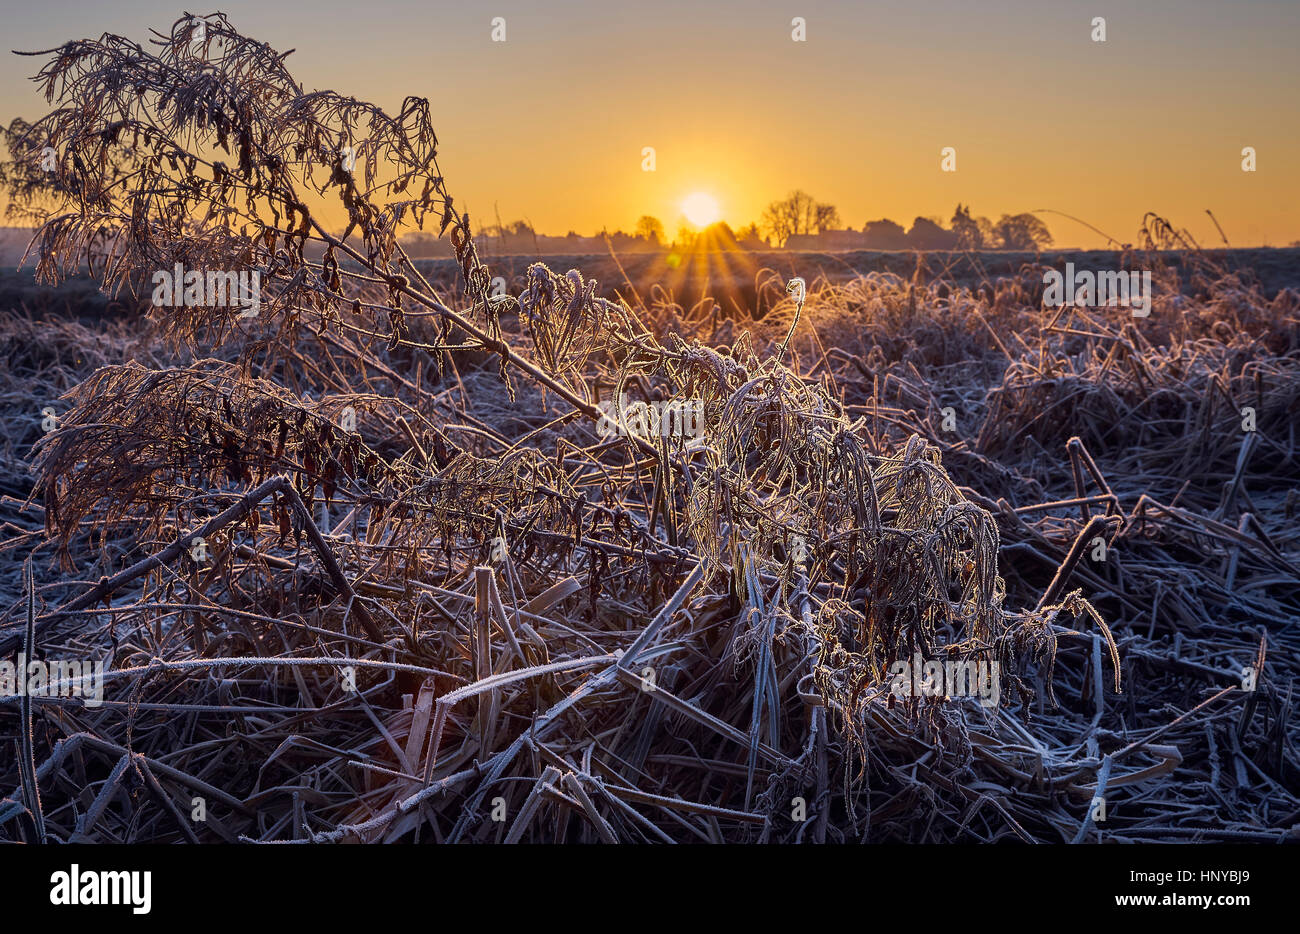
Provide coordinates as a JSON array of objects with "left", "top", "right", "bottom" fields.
[
  {"left": 992, "top": 213, "right": 1053, "bottom": 250},
  {"left": 761, "top": 190, "right": 840, "bottom": 244},
  {"left": 735, "top": 222, "right": 764, "bottom": 247},
  {"left": 951, "top": 204, "right": 983, "bottom": 249},
  {"left": 634, "top": 215, "right": 665, "bottom": 245}
]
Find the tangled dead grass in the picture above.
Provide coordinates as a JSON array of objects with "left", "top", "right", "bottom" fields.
[{"left": 0, "top": 14, "right": 1295, "bottom": 843}]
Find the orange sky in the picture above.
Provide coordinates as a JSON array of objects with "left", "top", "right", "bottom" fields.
[{"left": 2, "top": 0, "right": 1297, "bottom": 248}]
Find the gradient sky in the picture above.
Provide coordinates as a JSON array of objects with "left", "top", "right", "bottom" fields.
[{"left": 2, "top": 0, "right": 1297, "bottom": 247}]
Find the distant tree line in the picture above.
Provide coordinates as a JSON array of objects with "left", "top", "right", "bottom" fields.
[
  {"left": 398, "top": 194, "right": 1053, "bottom": 256},
  {"left": 765, "top": 192, "right": 1053, "bottom": 251}
]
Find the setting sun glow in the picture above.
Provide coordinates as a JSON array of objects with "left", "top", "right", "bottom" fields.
[{"left": 681, "top": 192, "right": 721, "bottom": 228}]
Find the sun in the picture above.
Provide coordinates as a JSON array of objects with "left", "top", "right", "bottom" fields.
[{"left": 681, "top": 191, "right": 721, "bottom": 227}]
